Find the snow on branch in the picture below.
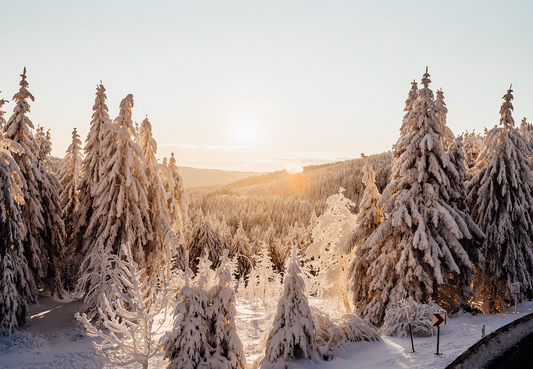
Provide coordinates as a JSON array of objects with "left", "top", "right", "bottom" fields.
[
  {"left": 75, "top": 243, "right": 169, "bottom": 369},
  {"left": 382, "top": 297, "right": 444, "bottom": 337}
]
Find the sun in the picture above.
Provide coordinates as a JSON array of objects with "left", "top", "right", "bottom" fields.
[
  {"left": 232, "top": 119, "right": 261, "bottom": 145},
  {"left": 228, "top": 98, "right": 279, "bottom": 145}
]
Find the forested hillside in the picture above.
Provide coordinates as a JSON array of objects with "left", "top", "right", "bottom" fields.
[{"left": 188, "top": 152, "right": 393, "bottom": 236}]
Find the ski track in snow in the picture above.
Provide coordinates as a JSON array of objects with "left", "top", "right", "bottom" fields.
[{"left": 1, "top": 296, "right": 532, "bottom": 369}]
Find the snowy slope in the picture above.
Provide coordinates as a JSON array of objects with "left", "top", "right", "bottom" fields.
[{"left": 0, "top": 296, "right": 531, "bottom": 369}]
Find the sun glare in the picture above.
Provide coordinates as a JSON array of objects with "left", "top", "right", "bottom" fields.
[
  {"left": 285, "top": 162, "right": 304, "bottom": 174},
  {"left": 232, "top": 120, "right": 261, "bottom": 144},
  {"left": 228, "top": 98, "right": 280, "bottom": 145}
]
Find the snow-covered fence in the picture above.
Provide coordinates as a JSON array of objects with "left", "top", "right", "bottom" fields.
[{"left": 445, "top": 311, "right": 533, "bottom": 369}]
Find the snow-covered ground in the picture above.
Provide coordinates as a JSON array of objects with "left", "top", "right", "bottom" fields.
[{"left": 0, "top": 296, "right": 531, "bottom": 369}]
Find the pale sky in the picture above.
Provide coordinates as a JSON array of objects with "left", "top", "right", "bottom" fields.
[{"left": 1, "top": 0, "right": 532, "bottom": 172}]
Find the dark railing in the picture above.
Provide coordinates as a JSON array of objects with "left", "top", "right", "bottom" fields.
[{"left": 445, "top": 311, "right": 533, "bottom": 369}]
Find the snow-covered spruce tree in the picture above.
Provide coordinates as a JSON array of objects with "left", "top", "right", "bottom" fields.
[
  {"left": 299, "top": 212, "right": 317, "bottom": 257},
  {"left": 258, "top": 246, "right": 320, "bottom": 368},
  {"left": 74, "top": 241, "right": 120, "bottom": 322},
  {"left": 352, "top": 69, "right": 482, "bottom": 325},
  {"left": 393, "top": 79, "right": 419, "bottom": 155},
  {"left": 168, "top": 152, "right": 189, "bottom": 232},
  {"left": 439, "top": 136, "right": 484, "bottom": 310},
  {"left": 248, "top": 225, "right": 264, "bottom": 256},
  {"left": 34, "top": 126, "right": 66, "bottom": 279},
  {"left": 84, "top": 95, "right": 153, "bottom": 268},
  {"left": 305, "top": 187, "right": 357, "bottom": 311},
  {"left": 164, "top": 267, "right": 212, "bottom": 369},
  {"left": 138, "top": 117, "right": 186, "bottom": 279},
  {"left": 284, "top": 222, "right": 311, "bottom": 260},
  {"left": 434, "top": 88, "right": 455, "bottom": 152},
  {"left": 58, "top": 128, "right": 83, "bottom": 255},
  {"left": 519, "top": 117, "right": 533, "bottom": 148},
  {"left": 208, "top": 249, "right": 246, "bottom": 369},
  {"left": 346, "top": 154, "right": 383, "bottom": 253},
  {"left": 3, "top": 68, "right": 65, "bottom": 296},
  {"left": 246, "top": 242, "right": 280, "bottom": 304},
  {"left": 0, "top": 113, "right": 37, "bottom": 333},
  {"left": 75, "top": 243, "right": 169, "bottom": 369},
  {"left": 230, "top": 221, "right": 251, "bottom": 278},
  {"left": 75, "top": 83, "right": 112, "bottom": 266},
  {"left": 399, "top": 80, "right": 418, "bottom": 135},
  {"left": 196, "top": 249, "right": 217, "bottom": 293},
  {"left": 346, "top": 154, "right": 384, "bottom": 313},
  {"left": 187, "top": 213, "right": 226, "bottom": 273},
  {"left": 463, "top": 130, "right": 484, "bottom": 176},
  {"left": 158, "top": 153, "right": 187, "bottom": 256},
  {"left": 214, "top": 217, "right": 234, "bottom": 260},
  {"left": 467, "top": 86, "right": 533, "bottom": 313},
  {"left": 0, "top": 94, "right": 8, "bottom": 131},
  {"left": 262, "top": 223, "right": 288, "bottom": 273}
]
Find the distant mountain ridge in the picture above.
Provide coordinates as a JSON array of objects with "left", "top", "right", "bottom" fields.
[
  {"left": 178, "top": 166, "right": 262, "bottom": 188},
  {"left": 49, "top": 155, "right": 261, "bottom": 188}
]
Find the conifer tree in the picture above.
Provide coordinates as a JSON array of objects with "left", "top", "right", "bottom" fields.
[
  {"left": 352, "top": 69, "right": 481, "bottom": 325},
  {"left": 76, "top": 243, "right": 169, "bottom": 369},
  {"left": 434, "top": 88, "right": 455, "bottom": 151},
  {"left": 399, "top": 80, "right": 418, "bottom": 135},
  {"left": 463, "top": 130, "right": 484, "bottom": 171},
  {"left": 467, "top": 86, "right": 533, "bottom": 313},
  {"left": 188, "top": 213, "right": 225, "bottom": 272},
  {"left": 4, "top": 68, "right": 64, "bottom": 296},
  {"left": 214, "top": 217, "right": 233, "bottom": 259},
  {"left": 58, "top": 128, "right": 83, "bottom": 253},
  {"left": 249, "top": 225, "right": 264, "bottom": 256},
  {"left": 74, "top": 241, "right": 120, "bottom": 321},
  {"left": 0, "top": 94, "right": 8, "bottom": 131},
  {"left": 168, "top": 152, "right": 189, "bottom": 233},
  {"left": 208, "top": 249, "right": 246, "bottom": 369},
  {"left": 34, "top": 127, "right": 66, "bottom": 284},
  {"left": 246, "top": 242, "right": 280, "bottom": 304},
  {"left": 0, "top": 103, "right": 37, "bottom": 332},
  {"left": 164, "top": 267, "right": 212, "bottom": 369},
  {"left": 138, "top": 117, "right": 185, "bottom": 278},
  {"left": 158, "top": 154, "right": 186, "bottom": 255},
  {"left": 284, "top": 222, "right": 310, "bottom": 259},
  {"left": 258, "top": 246, "right": 320, "bottom": 367},
  {"left": 230, "top": 221, "right": 251, "bottom": 277},
  {"left": 347, "top": 154, "right": 384, "bottom": 313},
  {"left": 519, "top": 117, "right": 533, "bottom": 147},
  {"left": 394, "top": 79, "right": 418, "bottom": 154},
  {"left": 346, "top": 154, "right": 383, "bottom": 253},
  {"left": 84, "top": 94, "right": 152, "bottom": 267},
  {"left": 299, "top": 211, "right": 318, "bottom": 257},
  {"left": 75, "top": 83, "right": 112, "bottom": 265},
  {"left": 262, "top": 224, "right": 286, "bottom": 273},
  {"left": 439, "top": 136, "right": 484, "bottom": 310},
  {"left": 306, "top": 188, "right": 356, "bottom": 310}
]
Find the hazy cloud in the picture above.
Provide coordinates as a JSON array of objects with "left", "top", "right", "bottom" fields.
[{"left": 160, "top": 144, "right": 262, "bottom": 150}]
